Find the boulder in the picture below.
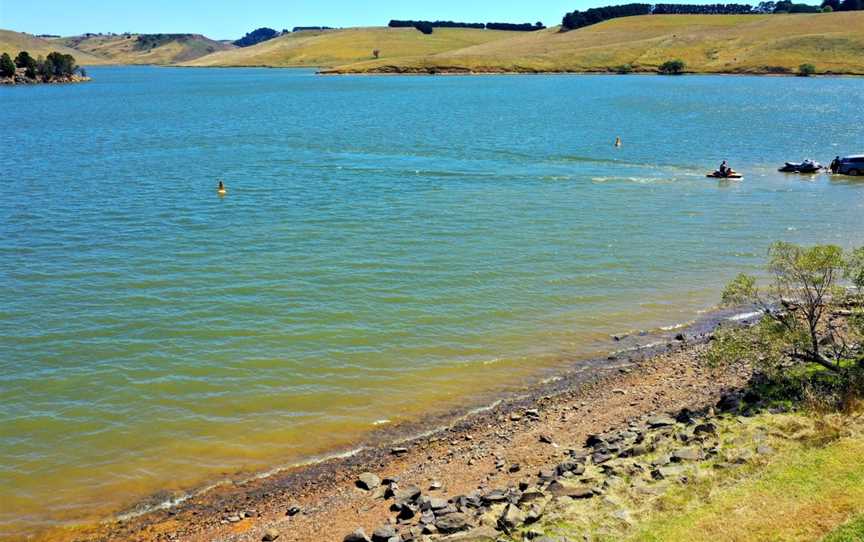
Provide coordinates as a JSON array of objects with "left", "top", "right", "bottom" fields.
[
  {"left": 547, "top": 481, "right": 594, "bottom": 499},
  {"left": 671, "top": 448, "right": 704, "bottom": 462},
  {"left": 647, "top": 415, "right": 676, "bottom": 428},
  {"left": 372, "top": 525, "right": 397, "bottom": 542},
  {"left": 498, "top": 503, "right": 525, "bottom": 532},
  {"left": 344, "top": 529, "right": 371, "bottom": 542},
  {"left": 262, "top": 529, "right": 280, "bottom": 541},
  {"left": 357, "top": 472, "right": 381, "bottom": 491},
  {"left": 436, "top": 512, "right": 472, "bottom": 534}
]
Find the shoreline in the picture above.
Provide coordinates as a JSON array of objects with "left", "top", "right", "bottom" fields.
[{"left": 52, "top": 305, "right": 759, "bottom": 542}]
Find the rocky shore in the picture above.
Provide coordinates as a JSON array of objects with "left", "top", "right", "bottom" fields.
[
  {"left": 65, "top": 309, "right": 761, "bottom": 542},
  {"left": 0, "top": 73, "right": 91, "bottom": 85}
]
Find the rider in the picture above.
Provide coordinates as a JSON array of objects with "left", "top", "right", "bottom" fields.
[
  {"left": 718, "top": 160, "right": 729, "bottom": 176},
  {"left": 830, "top": 156, "right": 840, "bottom": 174}
]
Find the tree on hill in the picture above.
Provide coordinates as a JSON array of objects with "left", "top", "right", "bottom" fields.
[
  {"left": 0, "top": 53, "right": 15, "bottom": 77},
  {"left": 414, "top": 21, "right": 434, "bottom": 34},
  {"left": 798, "top": 63, "right": 816, "bottom": 76},
  {"left": 233, "top": 27, "right": 279, "bottom": 47},
  {"left": 46, "top": 52, "right": 77, "bottom": 77}
]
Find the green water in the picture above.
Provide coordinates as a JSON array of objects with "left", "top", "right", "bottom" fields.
[{"left": 1, "top": 67, "right": 863, "bottom": 538}]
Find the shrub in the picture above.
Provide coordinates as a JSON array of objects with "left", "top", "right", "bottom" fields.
[
  {"left": 711, "top": 242, "right": 863, "bottom": 377},
  {"left": 822, "top": 5, "right": 834, "bottom": 10},
  {"left": 614, "top": 63, "right": 633, "bottom": 74},
  {"left": 658, "top": 59, "right": 685, "bottom": 74},
  {"left": 798, "top": 63, "right": 816, "bottom": 76},
  {"left": 0, "top": 52, "right": 15, "bottom": 77},
  {"left": 14, "top": 50, "right": 34, "bottom": 69}
]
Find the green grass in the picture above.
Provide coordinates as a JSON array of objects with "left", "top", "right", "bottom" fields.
[
  {"left": 325, "top": 13, "right": 864, "bottom": 75},
  {"left": 633, "top": 429, "right": 864, "bottom": 541},
  {"left": 824, "top": 514, "right": 864, "bottom": 542}
]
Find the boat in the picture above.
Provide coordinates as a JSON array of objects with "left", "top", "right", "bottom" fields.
[
  {"left": 706, "top": 170, "right": 743, "bottom": 179},
  {"left": 779, "top": 160, "right": 823, "bottom": 174}
]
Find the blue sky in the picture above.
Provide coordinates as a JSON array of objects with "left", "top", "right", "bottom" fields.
[{"left": 1, "top": 0, "right": 595, "bottom": 40}]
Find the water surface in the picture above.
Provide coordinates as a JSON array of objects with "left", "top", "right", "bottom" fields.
[{"left": 2, "top": 67, "right": 864, "bottom": 538}]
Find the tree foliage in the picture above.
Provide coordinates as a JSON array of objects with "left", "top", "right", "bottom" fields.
[
  {"left": 0, "top": 52, "right": 15, "bottom": 77},
  {"left": 798, "top": 63, "right": 816, "bottom": 76},
  {"left": 233, "top": 27, "right": 279, "bottom": 47},
  {"left": 711, "top": 243, "right": 864, "bottom": 377},
  {"left": 658, "top": 59, "right": 686, "bottom": 74}
]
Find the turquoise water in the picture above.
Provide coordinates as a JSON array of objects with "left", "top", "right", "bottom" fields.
[{"left": 2, "top": 67, "right": 863, "bottom": 537}]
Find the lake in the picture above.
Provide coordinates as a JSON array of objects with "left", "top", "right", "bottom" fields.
[{"left": 1, "top": 66, "right": 863, "bottom": 538}]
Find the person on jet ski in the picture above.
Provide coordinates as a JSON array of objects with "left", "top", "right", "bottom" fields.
[
  {"left": 830, "top": 156, "right": 840, "bottom": 174},
  {"left": 718, "top": 160, "right": 730, "bottom": 176}
]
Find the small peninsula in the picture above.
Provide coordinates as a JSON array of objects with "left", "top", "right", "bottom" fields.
[{"left": 0, "top": 50, "right": 90, "bottom": 85}]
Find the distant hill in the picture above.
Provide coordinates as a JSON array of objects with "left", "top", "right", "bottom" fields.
[
  {"left": 0, "top": 30, "right": 108, "bottom": 65},
  {"left": 58, "top": 33, "right": 233, "bottom": 65},
  {"left": 181, "top": 27, "right": 521, "bottom": 68},
  {"left": 323, "top": 12, "right": 864, "bottom": 75}
]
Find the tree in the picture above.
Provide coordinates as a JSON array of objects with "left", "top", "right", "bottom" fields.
[
  {"left": 414, "top": 21, "right": 434, "bottom": 34},
  {"left": 37, "top": 56, "right": 54, "bottom": 81},
  {"left": 798, "top": 63, "right": 816, "bottom": 76},
  {"left": 658, "top": 59, "right": 685, "bottom": 74},
  {"left": 14, "top": 51, "right": 34, "bottom": 69},
  {"left": 0, "top": 53, "right": 15, "bottom": 77},
  {"left": 713, "top": 243, "right": 861, "bottom": 376},
  {"left": 233, "top": 27, "right": 278, "bottom": 47}
]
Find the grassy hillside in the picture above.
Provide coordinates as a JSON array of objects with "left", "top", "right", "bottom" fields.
[
  {"left": 181, "top": 27, "right": 521, "bottom": 68},
  {"left": 58, "top": 33, "right": 233, "bottom": 65},
  {"left": 0, "top": 30, "right": 108, "bottom": 65},
  {"left": 324, "top": 12, "right": 864, "bottom": 75}
]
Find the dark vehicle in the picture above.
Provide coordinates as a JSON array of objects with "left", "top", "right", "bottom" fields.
[
  {"left": 779, "top": 159, "right": 823, "bottom": 173},
  {"left": 837, "top": 155, "right": 864, "bottom": 176}
]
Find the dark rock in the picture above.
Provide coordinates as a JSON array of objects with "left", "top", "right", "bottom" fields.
[
  {"left": 539, "top": 434, "right": 554, "bottom": 444},
  {"left": 498, "top": 503, "right": 525, "bottom": 532},
  {"left": 717, "top": 393, "right": 743, "bottom": 412},
  {"left": 585, "top": 434, "right": 606, "bottom": 448},
  {"left": 481, "top": 489, "right": 508, "bottom": 504},
  {"left": 518, "top": 488, "right": 545, "bottom": 504},
  {"left": 394, "top": 485, "right": 421, "bottom": 506},
  {"left": 435, "top": 512, "right": 471, "bottom": 534},
  {"left": 675, "top": 408, "right": 696, "bottom": 424},
  {"left": 647, "top": 415, "right": 676, "bottom": 428},
  {"left": 674, "top": 333, "right": 686, "bottom": 341},
  {"left": 344, "top": 529, "right": 371, "bottom": 542},
  {"left": 391, "top": 447, "right": 409, "bottom": 456},
  {"left": 592, "top": 452, "right": 613, "bottom": 465},
  {"left": 538, "top": 468, "right": 557, "bottom": 481},
  {"left": 556, "top": 461, "right": 584, "bottom": 476},
  {"left": 286, "top": 505, "right": 301, "bottom": 516},
  {"left": 357, "top": 472, "right": 381, "bottom": 491},
  {"left": 397, "top": 504, "right": 417, "bottom": 521},
  {"left": 262, "top": 529, "right": 280, "bottom": 541},
  {"left": 508, "top": 463, "right": 521, "bottom": 473},
  {"left": 547, "top": 481, "right": 594, "bottom": 499},
  {"left": 651, "top": 466, "right": 685, "bottom": 480},
  {"left": 372, "top": 525, "right": 397, "bottom": 542}
]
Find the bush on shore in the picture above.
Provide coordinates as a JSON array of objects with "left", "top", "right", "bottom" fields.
[
  {"left": 658, "top": 59, "right": 686, "bottom": 74},
  {"left": 709, "top": 242, "right": 864, "bottom": 408},
  {"left": 798, "top": 62, "right": 817, "bottom": 76}
]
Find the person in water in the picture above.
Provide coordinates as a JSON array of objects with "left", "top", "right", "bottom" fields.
[
  {"left": 614, "top": 136, "right": 622, "bottom": 147},
  {"left": 830, "top": 156, "right": 840, "bottom": 174},
  {"left": 217, "top": 180, "right": 225, "bottom": 191},
  {"left": 718, "top": 160, "right": 729, "bottom": 176}
]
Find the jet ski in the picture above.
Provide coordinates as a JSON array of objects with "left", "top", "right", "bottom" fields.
[
  {"left": 707, "top": 169, "right": 743, "bottom": 179},
  {"left": 778, "top": 159, "right": 823, "bottom": 173}
]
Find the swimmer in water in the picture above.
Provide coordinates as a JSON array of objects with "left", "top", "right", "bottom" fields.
[
  {"left": 217, "top": 180, "right": 226, "bottom": 193},
  {"left": 614, "top": 136, "right": 622, "bottom": 147}
]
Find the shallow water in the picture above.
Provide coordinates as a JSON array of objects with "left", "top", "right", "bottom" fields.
[{"left": 1, "top": 67, "right": 863, "bottom": 537}]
